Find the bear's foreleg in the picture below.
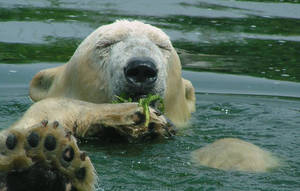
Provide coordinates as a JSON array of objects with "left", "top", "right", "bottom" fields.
[
  {"left": 72, "top": 102, "right": 176, "bottom": 142},
  {"left": 12, "top": 98, "right": 176, "bottom": 143}
]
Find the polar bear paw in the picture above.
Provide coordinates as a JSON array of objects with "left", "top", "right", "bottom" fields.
[{"left": 0, "top": 121, "right": 96, "bottom": 191}]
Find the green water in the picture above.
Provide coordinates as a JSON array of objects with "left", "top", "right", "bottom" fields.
[{"left": 0, "top": 0, "right": 300, "bottom": 190}]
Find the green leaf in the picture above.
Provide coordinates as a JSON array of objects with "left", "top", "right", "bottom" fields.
[{"left": 113, "top": 94, "right": 164, "bottom": 127}]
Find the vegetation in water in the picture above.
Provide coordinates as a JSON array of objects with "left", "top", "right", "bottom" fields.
[{"left": 113, "top": 94, "right": 164, "bottom": 127}]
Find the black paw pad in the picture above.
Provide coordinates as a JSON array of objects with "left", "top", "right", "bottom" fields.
[
  {"left": 27, "top": 132, "right": 40, "bottom": 148},
  {"left": 6, "top": 134, "right": 18, "bottom": 150},
  {"left": 62, "top": 146, "right": 74, "bottom": 162},
  {"left": 75, "top": 167, "right": 86, "bottom": 180},
  {"left": 44, "top": 135, "right": 56, "bottom": 151}
]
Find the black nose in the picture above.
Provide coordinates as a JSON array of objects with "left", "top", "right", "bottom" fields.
[{"left": 124, "top": 58, "right": 158, "bottom": 87}]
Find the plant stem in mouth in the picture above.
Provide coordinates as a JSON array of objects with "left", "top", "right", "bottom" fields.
[
  {"left": 113, "top": 94, "right": 164, "bottom": 127},
  {"left": 138, "top": 95, "right": 164, "bottom": 127}
]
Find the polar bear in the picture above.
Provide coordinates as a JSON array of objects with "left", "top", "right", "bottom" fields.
[
  {"left": 29, "top": 20, "right": 196, "bottom": 127},
  {"left": 0, "top": 20, "right": 278, "bottom": 191},
  {"left": 0, "top": 20, "right": 187, "bottom": 191}
]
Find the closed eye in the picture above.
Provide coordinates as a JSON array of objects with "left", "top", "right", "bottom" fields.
[
  {"left": 157, "top": 44, "right": 171, "bottom": 51},
  {"left": 96, "top": 40, "right": 119, "bottom": 49}
]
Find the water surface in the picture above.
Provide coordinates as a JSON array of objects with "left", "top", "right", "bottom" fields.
[{"left": 0, "top": 0, "right": 300, "bottom": 190}]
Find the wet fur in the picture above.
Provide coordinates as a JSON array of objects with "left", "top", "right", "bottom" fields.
[{"left": 29, "top": 20, "right": 196, "bottom": 126}]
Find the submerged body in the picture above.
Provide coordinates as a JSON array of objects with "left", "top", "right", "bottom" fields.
[{"left": 191, "top": 138, "right": 279, "bottom": 172}]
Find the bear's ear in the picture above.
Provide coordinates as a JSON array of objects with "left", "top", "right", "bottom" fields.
[
  {"left": 183, "top": 78, "right": 196, "bottom": 113},
  {"left": 29, "top": 66, "right": 63, "bottom": 102}
]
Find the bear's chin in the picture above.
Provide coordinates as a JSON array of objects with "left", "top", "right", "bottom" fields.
[
  {"left": 118, "top": 91, "right": 163, "bottom": 102},
  {"left": 131, "top": 93, "right": 149, "bottom": 102}
]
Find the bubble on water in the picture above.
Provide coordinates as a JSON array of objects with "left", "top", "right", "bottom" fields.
[{"left": 221, "top": 108, "right": 229, "bottom": 114}]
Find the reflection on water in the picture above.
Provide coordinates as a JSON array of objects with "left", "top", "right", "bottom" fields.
[
  {"left": 0, "top": 0, "right": 300, "bottom": 81},
  {"left": 1, "top": 0, "right": 300, "bottom": 191}
]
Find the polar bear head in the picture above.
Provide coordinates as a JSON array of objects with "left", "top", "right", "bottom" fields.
[{"left": 30, "top": 20, "right": 195, "bottom": 126}]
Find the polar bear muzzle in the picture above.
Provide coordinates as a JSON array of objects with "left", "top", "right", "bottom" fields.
[
  {"left": 108, "top": 35, "right": 167, "bottom": 102},
  {"left": 124, "top": 57, "right": 158, "bottom": 92}
]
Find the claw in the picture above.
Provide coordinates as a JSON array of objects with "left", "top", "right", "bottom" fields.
[
  {"left": 65, "top": 131, "right": 72, "bottom": 141},
  {"left": 80, "top": 152, "right": 86, "bottom": 161},
  {"left": 153, "top": 108, "right": 162, "bottom": 116},
  {"left": 73, "top": 122, "right": 78, "bottom": 137},
  {"left": 41, "top": 120, "right": 48, "bottom": 127},
  {"left": 53, "top": 121, "right": 59, "bottom": 129}
]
